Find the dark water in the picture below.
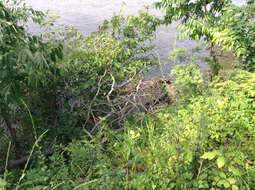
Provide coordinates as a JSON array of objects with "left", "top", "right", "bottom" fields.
[{"left": 26, "top": 0, "right": 245, "bottom": 78}]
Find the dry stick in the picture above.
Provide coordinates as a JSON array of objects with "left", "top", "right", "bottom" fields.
[
  {"left": 83, "top": 128, "right": 93, "bottom": 140},
  {"left": 83, "top": 72, "right": 114, "bottom": 135},
  {"left": 135, "top": 78, "right": 142, "bottom": 93},
  {"left": 115, "top": 71, "right": 137, "bottom": 89},
  {"left": 90, "top": 72, "right": 116, "bottom": 134},
  {"left": 90, "top": 112, "right": 113, "bottom": 135},
  {"left": 109, "top": 105, "right": 135, "bottom": 125},
  {"left": 112, "top": 77, "right": 167, "bottom": 126},
  {"left": 88, "top": 68, "right": 169, "bottom": 135},
  {"left": 83, "top": 70, "right": 107, "bottom": 131},
  {"left": 106, "top": 89, "right": 142, "bottom": 125},
  {"left": 106, "top": 72, "right": 116, "bottom": 109},
  {"left": 116, "top": 88, "right": 160, "bottom": 125}
]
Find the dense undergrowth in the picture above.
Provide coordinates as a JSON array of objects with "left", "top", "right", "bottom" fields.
[
  {"left": 2, "top": 67, "right": 255, "bottom": 190},
  {"left": 0, "top": 0, "right": 255, "bottom": 189}
]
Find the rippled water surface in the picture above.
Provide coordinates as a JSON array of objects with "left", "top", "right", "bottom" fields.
[{"left": 26, "top": 0, "right": 245, "bottom": 78}]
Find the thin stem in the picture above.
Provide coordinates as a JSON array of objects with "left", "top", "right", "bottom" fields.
[
  {"left": 21, "top": 99, "right": 37, "bottom": 141},
  {"left": 4, "top": 142, "right": 11, "bottom": 183},
  {"left": 16, "top": 130, "right": 48, "bottom": 189}
]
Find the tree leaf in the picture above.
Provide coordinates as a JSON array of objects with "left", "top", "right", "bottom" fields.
[
  {"left": 227, "top": 178, "right": 236, "bottom": 185},
  {"left": 201, "top": 151, "right": 218, "bottom": 160},
  {"left": 228, "top": 166, "right": 241, "bottom": 176},
  {"left": 217, "top": 157, "right": 225, "bottom": 168},
  {"left": 219, "top": 172, "right": 226, "bottom": 179},
  {"left": 224, "top": 181, "right": 230, "bottom": 188}
]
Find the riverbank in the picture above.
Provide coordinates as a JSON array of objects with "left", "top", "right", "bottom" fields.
[{"left": 1, "top": 0, "right": 254, "bottom": 189}]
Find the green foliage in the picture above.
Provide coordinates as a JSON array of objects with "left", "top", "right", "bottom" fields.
[
  {"left": 0, "top": 0, "right": 62, "bottom": 104},
  {"left": 62, "top": 9, "right": 159, "bottom": 87},
  {"left": 210, "top": 1, "right": 255, "bottom": 70},
  {"left": 154, "top": 0, "right": 231, "bottom": 76},
  {"left": 169, "top": 48, "right": 204, "bottom": 97},
  {"left": 155, "top": 0, "right": 255, "bottom": 70},
  {"left": 0, "top": 0, "right": 64, "bottom": 154},
  {"left": 15, "top": 152, "right": 70, "bottom": 190},
  {"left": 154, "top": 0, "right": 231, "bottom": 41},
  {"left": 171, "top": 63, "right": 203, "bottom": 97},
  {"left": 0, "top": 0, "right": 159, "bottom": 158},
  {"left": 0, "top": 178, "right": 7, "bottom": 190},
  {"left": 1, "top": 1, "right": 255, "bottom": 190},
  {"left": 54, "top": 10, "right": 159, "bottom": 135},
  {"left": 3, "top": 68, "right": 254, "bottom": 189}
]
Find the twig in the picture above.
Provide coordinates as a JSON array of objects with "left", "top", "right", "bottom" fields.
[
  {"left": 84, "top": 70, "right": 107, "bottom": 127},
  {"left": 90, "top": 112, "right": 113, "bottom": 135},
  {"left": 196, "top": 159, "right": 204, "bottom": 179},
  {"left": 106, "top": 72, "right": 116, "bottom": 109}
]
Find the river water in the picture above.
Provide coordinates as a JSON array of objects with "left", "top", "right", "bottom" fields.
[{"left": 26, "top": 0, "right": 245, "bottom": 78}]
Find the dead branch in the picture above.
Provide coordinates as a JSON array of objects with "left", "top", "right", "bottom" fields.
[{"left": 87, "top": 76, "right": 173, "bottom": 134}]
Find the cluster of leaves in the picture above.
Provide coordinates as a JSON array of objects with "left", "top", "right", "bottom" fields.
[
  {"left": 2, "top": 66, "right": 255, "bottom": 190},
  {"left": 154, "top": 0, "right": 255, "bottom": 70},
  {"left": 0, "top": 0, "right": 63, "bottom": 103},
  {"left": 154, "top": 0, "right": 231, "bottom": 45},
  {"left": 169, "top": 48, "right": 204, "bottom": 96},
  {"left": 60, "top": 10, "right": 160, "bottom": 99},
  {"left": 0, "top": 0, "right": 64, "bottom": 156},
  {"left": 211, "top": 0, "right": 255, "bottom": 70}
]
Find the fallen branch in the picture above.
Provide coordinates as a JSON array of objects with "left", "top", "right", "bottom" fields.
[{"left": 0, "top": 148, "right": 54, "bottom": 174}]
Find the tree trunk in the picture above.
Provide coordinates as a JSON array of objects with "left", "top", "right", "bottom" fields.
[
  {"left": 1, "top": 108, "right": 21, "bottom": 157},
  {"left": 210, "top": 43, "right": 217, "bottom": 63},
  {"left": 210, "top": 43, "right": 220, "bottom": 79}
]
